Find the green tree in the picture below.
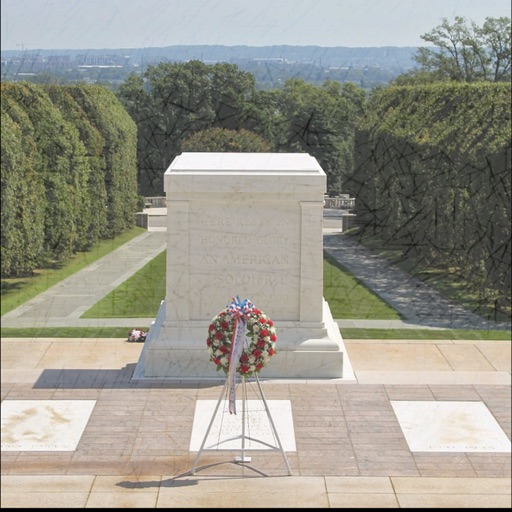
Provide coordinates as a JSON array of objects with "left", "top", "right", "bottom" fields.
[
  {"left": 117, "top": 61, "right": 257, "bottom": 196},
  {"left": 68, "top": 85, "right": 139, "bottom": 238},
  {"left": 0, "top": 101, "right": 45, "bottom": 277},
  {"left": 1, "top": 83, "right": 85, "bottom": 263},
  {"left": 209, "top": 63, "right": 257, "bottom": 129},
  {"left": 1, "top": 83, "right": 140, "bottom": 277},
  {"left": 181, "top": 127, "right": 273, "bottom": 152},
  {"left": 45, "top": 85, "right": 108, "bottom": 248},
  {"left": 238, "top": 88, "right": 289, "bottom": 148},
  {"left": 412, "top": 16, "right": 511, "bottom": 82},
  {"left": 346, "top": 82, "right": 511, "bottom": 317},
  {"left": 277, "top": 79, "right": 365, "bottom": 195}
]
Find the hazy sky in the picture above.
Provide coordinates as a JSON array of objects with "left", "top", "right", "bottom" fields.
[{"left": 1, "top": 0, "right": 511, "bottom": 51}]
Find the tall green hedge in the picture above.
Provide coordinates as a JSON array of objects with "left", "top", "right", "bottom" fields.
[
  {"left": 1, "top": 83, "right": 139, "bottom": 278},
  {"left": 0, "top": 100, "right": 45, "bottom": 275},
  {"left": 346, "top": 82, "right": 511, "bottom": 314},
  {"left": 66, "top": 85, "right": 138, "bottom": 238},
  {"left": 45, "top": 85, "right": 108, "bottom": 249}
]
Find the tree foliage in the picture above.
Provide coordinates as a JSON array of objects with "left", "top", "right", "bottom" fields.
[
  {"left": 406, "top": 16, "right": 511, "bottom": 83},
  {"left": 1, "top": 83, "right": 139, "bottom": 278},
  {"left": 0, "top": 99, "right": 45, "bottom": 275},
  {"left": 66, "top": 85, "right": 139, "bottom": 237},
  {"left": 181, "top": 128, "right": 273, "bottom": 152},
  {"left": 346, "top": 82, "right": 511, "bottom": 317},
  {"left": 117, "top": 60, "right": 257, "bottom": 196},
  {"left": 273, "top": 79, "right": 365, "bottom": 194},
  {"left": 117, "top": 62, "right": 365, "bottom": 196},
  {"left": 2, "top": 82, "right": 86, "bottom": 263},
  {"left": 45, "top": 85, "right": 108, "bottom": 248}
]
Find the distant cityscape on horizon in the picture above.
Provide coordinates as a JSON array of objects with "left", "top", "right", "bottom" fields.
[
  {"left": 0, "top": 43, "right": 420, "bottom": 64},
  {"left": 0, "top": 44, "right": 420, "bottom": 90}
]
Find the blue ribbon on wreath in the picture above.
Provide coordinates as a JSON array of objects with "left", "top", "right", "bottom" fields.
[{"left": 226, "top": 296, "right": 255, "bottom": 414}]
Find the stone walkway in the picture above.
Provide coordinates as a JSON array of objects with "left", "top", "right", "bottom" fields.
[
  {"left": 1, "top": 336, "right": 510, "bottom": 508},
  {"left": 1, "top": 226, "right": 510, "bottom": 508},
  {"left": 323, "top": 232, "right": 510, "bottom": 331},
  {"left": 0, "top": 231, "right": 167, "bottom": 329}
]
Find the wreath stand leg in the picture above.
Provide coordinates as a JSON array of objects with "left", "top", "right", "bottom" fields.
[
  {"left": 191, "top": 374, "right": 292, "bottom": 476},
  {"left": 235, "top": 374, "right": 251, "bottom": 463}
]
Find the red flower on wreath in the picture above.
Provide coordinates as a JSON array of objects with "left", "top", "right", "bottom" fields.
[{"left": 206, "top": 305, "right": 277, "bottom": 377}]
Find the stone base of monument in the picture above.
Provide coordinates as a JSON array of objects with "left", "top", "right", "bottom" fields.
[
  {"left": 132, "top": 298, "right": 356, "bottom": 381},
  {"left": 132, "top": 152, "right": 357, "bottom": 382}
]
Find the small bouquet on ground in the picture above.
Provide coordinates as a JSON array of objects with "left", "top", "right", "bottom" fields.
[{"left": 128, "top": 327, "right": 148, "bottom": 343}]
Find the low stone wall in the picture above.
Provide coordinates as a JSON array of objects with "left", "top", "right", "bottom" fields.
[
  {"left": 324, "top": 194, "right": 355, "bottom": 210},
  {"left": 135, "top": 212, "right": 148, "bottom": 228},
  {"left": 138, "top": 207, "right": 356, "bottom": 232},
  {"left": 136, "top": 208, "right": 167, "bottom": 230}
]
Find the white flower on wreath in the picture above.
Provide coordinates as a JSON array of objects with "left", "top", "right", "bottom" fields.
[{"left": 206, "top": 305, "right": 277, "bottom": 377}]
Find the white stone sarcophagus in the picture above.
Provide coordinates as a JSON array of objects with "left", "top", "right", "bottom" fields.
[{"left": 134, "top": 152, "right": 354, "bottom": 380}]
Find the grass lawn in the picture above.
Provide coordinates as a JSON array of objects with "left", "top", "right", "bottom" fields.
[
  {"left": 80, "top": 250, "right": 167, "bottom": 318},
  {"left": 79, "top": 249, "right": 403, "bottom": 320},
  {"left": 1, "top": 227, "right": 510, "bottom": 341},
  {"left": 1, "top": 326, "right": 509, "bottom": 340},
  {"left": 323, "top": 252, "right": 402, "bottom": 319},
  {"left": 1, "top": 226, "right": 147, "bottom": 316}
]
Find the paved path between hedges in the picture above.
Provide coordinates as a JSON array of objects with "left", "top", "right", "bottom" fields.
[
  {"left": 323, "top": 232, "right": 511, "bottom": 331},
  {"left": 2, "top": 228, "right": 510, "bottom": 331},
  {"left": 1, "top": 230, "right": 168, "bottom": 329}
]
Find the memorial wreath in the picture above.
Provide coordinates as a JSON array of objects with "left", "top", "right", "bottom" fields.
[{"left": 206, "top": 297, "right": 277, "bottom": 378}]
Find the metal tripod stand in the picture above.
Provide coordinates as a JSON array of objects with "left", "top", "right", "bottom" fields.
[{"left": 191, "top": 374, "right": 292, "bottom": 476}]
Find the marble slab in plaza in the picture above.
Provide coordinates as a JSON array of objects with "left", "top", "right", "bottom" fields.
[
  {"left": 391, "top": 401, "right": 511, "bottom": 453},
  {"left": 1, "top": 400, "right": 96, "bottom": 451},
  {"left": 190, "top": 399, "right": 296, "bottom": 451},
  {"left": 135, "top": 152, "right": 355, "bottom": 380}
]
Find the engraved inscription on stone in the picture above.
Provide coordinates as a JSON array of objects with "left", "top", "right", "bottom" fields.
[{"left": 190, "top": 205, "right": 300, "bottom": 319}]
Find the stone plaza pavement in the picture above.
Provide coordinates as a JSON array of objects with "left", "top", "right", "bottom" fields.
[{"left": 1, "top": 227, "right": 511, "bottom": 508}]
